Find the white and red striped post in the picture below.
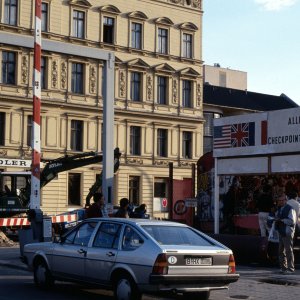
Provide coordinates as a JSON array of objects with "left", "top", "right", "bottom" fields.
[{"left": 30, "top": 0, "right": 42, "bottom": 210}]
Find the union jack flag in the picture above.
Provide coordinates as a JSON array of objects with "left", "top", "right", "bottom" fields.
[{"left": 214, "top": 122, "right": 255, "bottom": 149}]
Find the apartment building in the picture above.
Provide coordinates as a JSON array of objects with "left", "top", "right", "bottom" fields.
[{"left": 0, "top": 0, "right": 204, "bottom": 217}]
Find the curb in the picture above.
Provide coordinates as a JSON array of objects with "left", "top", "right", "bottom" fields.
[{"left": 0, "top": 260, "right": 29, "bottom": 272}]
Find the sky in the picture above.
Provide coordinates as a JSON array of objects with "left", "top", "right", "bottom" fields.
[{"left": 203, "top": 0, "right": 300, "bottom": 104}]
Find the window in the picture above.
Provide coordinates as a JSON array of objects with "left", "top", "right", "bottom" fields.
[
  {"left": 183, "top": 33, "right": 192, "bottom": 58},
  {"left": 2, "top": 51, "right": 16, "bottom": 85},
  {"left": 0, "top": 112, "right": 5, "bottom": 146},
  {"left": 129, "top": 176, "right": 140, "bottom": 205},
  {"left": 71, "top": 120, "right": 83, "bottom": 151},
  {"left": 203, "top": 112, "right": 221, "bottom": 154},
  {"left": 131, "top": 22, "right": 142, "bottom": 49},
  {"left": 73, "top": 10, "right": 85, "bottom": 38},
  {"left": 93, "top": 223, "right": 121, "bottom": 249},
  {"left": 157, "top": 76, "right": 167, "bottom": 105},
  {"left": 219, "top": 71, "right": 227, "bottom": 87},
  {"left": 157, "top": 129, "right": 167, "bottom": 157},
  {"left": 27, "top": 115, "right": 33, "bottom": 147},
  {"left": 182, "top": 131, "right": 192, "bottom": 159},
  {"left": 182, "top": 80, "right": 192, "bottom": 108},
  {"left": 158, "top": 28, "right": 168, "bottom": 54},
  {"left": 130, "top": 72, "right": 141, "bottom": 101},
  {"left": 64, "top": 222, "right": 97, "bottom": 246},
  {"left": 4, "top": 0, "right": 17, "bottom": 26},
  {"left": 103, "top": 17, "right": 114, "bottom": 44},
  {"left": 41, "top": 57, "right": 46, "bottom": 89},
  {"left": 122, "top": 226, "right": 143, "bottom": 251},
  {"left": 130, "top": 126, "right": 141, "bottom": 155},
  {"left": 71, "top": 63, "right": 84, "bottom": 94},
  {"left": 142, "top": 225, "right": 214, "bottom": 246},
  {"left": 154, "top": 180, "right": 168, "bottom": 198},
  {"left": 68, "top": 173, "right": 81, "bottom": 206},
  {"left": 41, "top": 2, "right": 48, "bottom": 32}
]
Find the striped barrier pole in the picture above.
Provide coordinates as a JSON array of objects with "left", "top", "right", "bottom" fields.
[{"left": 31, "top": 0, "right": 42, "bottom": 210}]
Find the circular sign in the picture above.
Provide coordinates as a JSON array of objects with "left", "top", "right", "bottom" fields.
[
  {"left": 162, "top": 198, "right": 167, "bottom": 208},
  {"left": 168, "top": 256, "right": 177, "bottom": 264},
  {"left": 174, "top": 200, "right": 187, "bottom": 215}
]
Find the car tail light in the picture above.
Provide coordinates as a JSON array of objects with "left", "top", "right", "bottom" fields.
[
  {"left": 152, "top": 253, "right": 168, "bottom": 275},
  {"left": 228, "top": 254, "right": 236, "bottom": 274}
]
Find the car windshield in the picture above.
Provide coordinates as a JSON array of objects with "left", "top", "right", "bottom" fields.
[{"left": 142, "top": 225, "right": 215, "bottom": 246}]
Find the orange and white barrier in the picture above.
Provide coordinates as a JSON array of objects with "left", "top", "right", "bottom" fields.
[{"left": 0, "top": 214, "right": 77, "bottom": 227}]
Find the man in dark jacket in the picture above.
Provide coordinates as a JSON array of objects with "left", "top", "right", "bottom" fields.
[
  {"left": 275, "top": 192, "right": 297, "bottom": 274},
  {"left": 85, "top": 193, "right": 105, "bottom": 218},
  {"left": 115, "top": 198, "right": 129, "bottom": 218}
]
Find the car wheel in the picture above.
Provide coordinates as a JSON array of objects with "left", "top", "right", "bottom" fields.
[
  {"left": 185, "top": 291, "right": 210, "bottom": 300},
  {"left": 33, "top": 259, "right": 54, "bottom": 289},
  {"left": 113, "top": 273, "right": 142, "bottom": 300}
]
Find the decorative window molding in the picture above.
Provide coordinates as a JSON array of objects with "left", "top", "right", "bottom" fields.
[
  {"left": 178, "top": 67, "right": 200, "bottom": 78},
  {"left": 69, "top": 0, "right": 92, "bottom": 9},
  {"left": 179, "top": 22, "right": 198, "bottom": 31},
  {"left": 127, "top": 11, "right": 148, "bottom": 21},
  {"left": 126, "top": 58, "right": 150, "bottom": 71},
  {"left": 99, "top": 4, "right": 121, "bottom": 14},
  {"left": 154, "top": 63, "right": 176, "bottom": 75},
  {"left": 154, "top": 17, "right": 174, "bottom": 26}
]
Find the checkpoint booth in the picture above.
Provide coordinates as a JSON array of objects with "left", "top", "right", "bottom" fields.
[
  {"left": 212, "top": 107, "right": 300, "bottom": 262},
  {"left": 213, "top": 106, "right": 300, "bottom": 233}
]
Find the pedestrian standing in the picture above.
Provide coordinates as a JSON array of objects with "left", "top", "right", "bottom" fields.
[
  {"left": 85, "top": 192, "right": 107, "bottom": 218},
  {"left": 115, "top": 198, "right": 130, "bottom": 218},
  {"left": 274, "top": 192, "right": 297, "bottom": 274},
  {"left": 286, "top": 189, "right": 300, "bottom": 235}
]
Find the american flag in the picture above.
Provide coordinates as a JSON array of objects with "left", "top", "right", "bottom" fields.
[{"left": 214, "top": 122, "right": 255, "bottom": 149}]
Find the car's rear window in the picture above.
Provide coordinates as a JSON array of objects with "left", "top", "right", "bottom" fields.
[{"left": 142, "top": 225, "right": 214, "bottom": 246}]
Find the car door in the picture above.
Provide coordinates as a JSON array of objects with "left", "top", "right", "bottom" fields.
[
  {"left": 85, "top": 221, "right": 122, "bottom": 284},
  {"left": 52, "top": 221, "right": 98, "bottom": 280}
]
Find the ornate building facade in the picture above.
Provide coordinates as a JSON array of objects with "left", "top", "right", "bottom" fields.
[{"left": 0, "top": 0, "right": 203, "bottom": 217}]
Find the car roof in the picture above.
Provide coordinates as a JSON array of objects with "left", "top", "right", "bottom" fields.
[{"left": 86, "top": 217, "right": 189, "bottom": 227}]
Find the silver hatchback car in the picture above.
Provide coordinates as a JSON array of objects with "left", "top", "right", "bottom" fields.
[{"left": 23, "top": 218, "right": 239, "bottom": 300}]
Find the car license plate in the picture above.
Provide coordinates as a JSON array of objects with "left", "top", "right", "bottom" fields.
[{"left": 185, "top": 257, "right": 212, "bottom": 266}]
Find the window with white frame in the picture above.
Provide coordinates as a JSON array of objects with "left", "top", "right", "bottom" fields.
[
  {"left": 157, "top": 76, "right": 167, "bottom": 105},
  {"left": 131, "top": 22, "right": 142, "bottom": 49},
  {"left": 73, "top": 10, "right": 85, "bottom": 39},
  {"left": 182, "top": 33, "right": 192, "bottom": 58},
  {"left": 71, "top": 63, "right": 84, "bottom": 94},
  {"left": 4, "top": 0, "right": 17, "bottom": 26},
  {"left": 129, "top": 176, "right": 140, "bottom": 205},
  {"left": 103, "top": 16, "right": 114, "bottom": 44},
  {"left": 182, "top": 80, "right": 192, "bottom": 108},
  {"left": 41, "top": 2, "right": 48, "bottom": 32},
  {"left": 158, "top": 28, "right": 168, "bottom": 54},
  {"left": 27, "top": 115, "right": 33, "bottom": 147},
  {"left": 2, "top": 51, "right": 16, "bottom": 85},
  {"left": 130, "top": 126, "right": 141, "bottom": 155},
  {"left": 157, "top": 128, "right": 167, "bottom": 157},
  {"left": 130, "top": 72, "right": 141, "bottom": 101},
  {"left": 182, "top": 131, "right": 192, "bottom": 159},
  {"left": 71, "top": 120, "right": 83, "bottom": 151}
]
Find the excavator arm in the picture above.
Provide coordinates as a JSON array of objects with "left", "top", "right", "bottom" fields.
[
  {"left": 85, "top": 148, "right": 121, "bottom": 207},
  {"left": 40, "top": 151, "right": 104, "bottom": 188}
]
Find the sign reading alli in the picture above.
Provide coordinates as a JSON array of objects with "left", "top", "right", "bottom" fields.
[
  {"left": 0, "top": 158, "right": 31, "bottom": 168},
  {"left": 213, "top": 106, "right": 300, "bottom": 158}
]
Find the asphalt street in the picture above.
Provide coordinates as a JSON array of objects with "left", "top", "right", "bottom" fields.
[{"left": 1, "top": 246, "right": 300, "bottom": 300}]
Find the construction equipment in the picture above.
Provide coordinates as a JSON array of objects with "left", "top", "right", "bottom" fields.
[{"left": 0, "top": 148, "right": 121, "bottom": 217}]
